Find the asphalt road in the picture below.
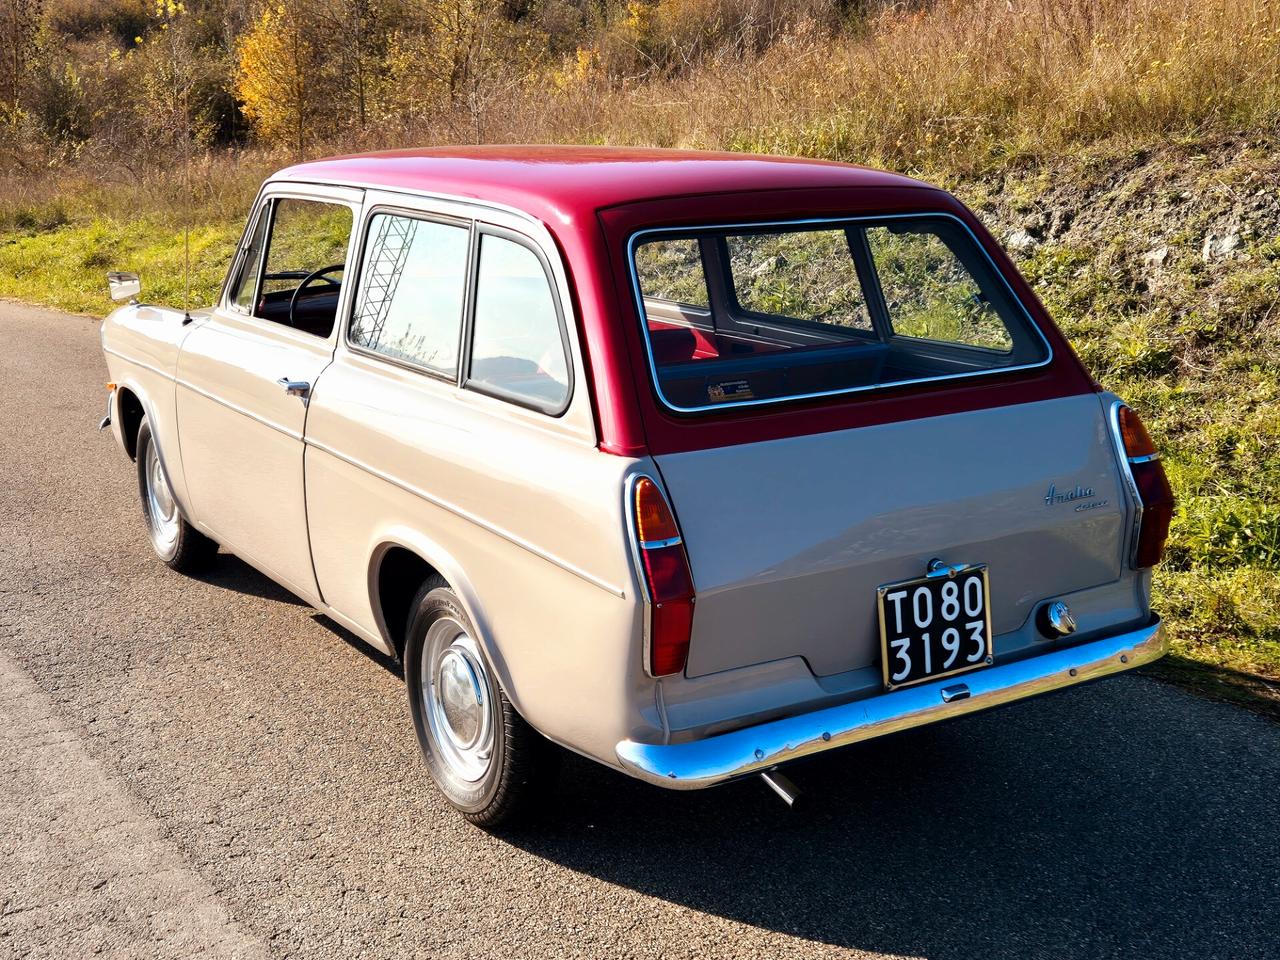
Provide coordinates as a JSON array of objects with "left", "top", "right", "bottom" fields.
[{"left": 1, "top": 300, "right": 1278, "bottom": 960}]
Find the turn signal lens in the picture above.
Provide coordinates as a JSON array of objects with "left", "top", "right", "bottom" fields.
[
  {"left": 1118, "top": 405, "right": 1157, "bottom": 460},
  {"left": 631, "top": 477, "right": 695, "bottom": 676},
  {"left": 1116, "top": 405, "right": 1175, "bottom": 568},
  {"left": 634, "top": 477, "right": 680, "bottom": 543}
]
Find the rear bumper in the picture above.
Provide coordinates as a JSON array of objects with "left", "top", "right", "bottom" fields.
[{"left": 616, "top": 616, "right": 1166, "bottom": 789}]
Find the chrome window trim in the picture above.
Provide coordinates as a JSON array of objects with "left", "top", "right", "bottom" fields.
[
  {"left": 220, "top": 185, "right": 269, "bottom": 311},
  {"left": 626, "top": 212, "right": 1056, "bottom": 415},
  {"left": 269, "top": 182, "right": 592, "bottom": 439},
  {"left": 334, "top": 195, "right": 578, "bottom": 420},
  {"left": 272, "top": 175, "right": 544, "bottom": 233},
  {"left": 224, "top": 201, "right": 269, "bottom": 317},
  {"left": 220, "top": 180, "right": 366, "bottom": 316},
  {"left": 643, "top": 297, "right": 712, "bottom": 320},
  {"left": 1107, "top": 399, "right": 1145, "bottom": 568}
]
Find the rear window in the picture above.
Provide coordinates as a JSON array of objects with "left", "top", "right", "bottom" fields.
[{"left": 631, "top": 215, "right": 1049, "bottom": 412}]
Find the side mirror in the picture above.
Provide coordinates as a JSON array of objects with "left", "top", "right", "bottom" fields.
[{"left": 107, "top": 271, "right": 141, "bottom": 303}]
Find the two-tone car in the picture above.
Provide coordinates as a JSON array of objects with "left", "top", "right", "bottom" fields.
[{"left": 100, "top": 146, "right": 1174, "bottom": 826}]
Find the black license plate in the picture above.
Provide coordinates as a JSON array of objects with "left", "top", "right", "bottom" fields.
[{"left": 877, "top": 565, "right": 993, "bottom": 689}]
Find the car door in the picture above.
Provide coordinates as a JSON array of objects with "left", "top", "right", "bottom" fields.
[{"left": 176, "top": 184, "right": 363, "bottom": 603}]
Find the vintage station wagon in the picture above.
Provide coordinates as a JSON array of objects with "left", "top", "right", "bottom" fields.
[{"left": 100, "top": 146, "right": 1174, "bottom": 825}]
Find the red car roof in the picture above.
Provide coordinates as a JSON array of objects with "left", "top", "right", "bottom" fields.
[
  {"left": 277, "top": 146, "right": 1091, "bottom": 456},
  {"left": 276, "top": 145, "right": 933, "bottom": 222}
]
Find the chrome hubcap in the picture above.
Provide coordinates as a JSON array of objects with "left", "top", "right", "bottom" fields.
[
  {"left": 144, "top": 441, "right": 180, "bottom": 555},
  {"left": 422, "top": 621, "right": 494, "bottom": 782}
]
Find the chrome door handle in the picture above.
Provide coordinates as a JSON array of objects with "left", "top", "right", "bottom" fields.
[{"left": 277, "top": 377, "right": 310, "bottom": 397}]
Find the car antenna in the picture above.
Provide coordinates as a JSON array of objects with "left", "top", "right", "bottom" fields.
[
  {"left": 181, "top": 121, "right": 193, "bottom": 325},
  {"left": 179, "top": 22, "right": 193, "bottom": 327}
]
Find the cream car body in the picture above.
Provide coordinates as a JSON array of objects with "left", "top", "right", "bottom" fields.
[{"left": 101, "top": 147, "right": 1172, "bottom": 823}]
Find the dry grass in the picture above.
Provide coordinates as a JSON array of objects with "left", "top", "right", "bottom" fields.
[
  {"left": 524, "top": 0, "right": 1280, "bottom": 173},
  {"left": 7, "top": 0, "right": 1279, "bottom": 209}
]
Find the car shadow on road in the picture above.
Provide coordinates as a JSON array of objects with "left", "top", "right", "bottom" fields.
[
  {"left": 189, "top": 553, "right": 309, "bottom": 606},
  {"left": 312, "top": 613, "right": 403, "bottom": 679},
  {"left": 510, "top": 679, "right": 1280, "bottom": 959}
]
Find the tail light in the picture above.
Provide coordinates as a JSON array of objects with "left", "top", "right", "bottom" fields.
[
  {"left": 1113, "top": 404, "right": 1175, "bottom": 568},
  {"left": 631, "top": 476, "right": 695, "bottom": 676}
]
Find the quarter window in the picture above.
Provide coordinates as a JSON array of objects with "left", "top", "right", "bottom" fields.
[
  {"left": 467, "top": 233, "right": 569, "bottom": 413},
  {"left": 230, "top": 207, "right": 268, "bottom": 312},
  {"left": 349, "top": 214, "right": 469, "bottom": 376}
]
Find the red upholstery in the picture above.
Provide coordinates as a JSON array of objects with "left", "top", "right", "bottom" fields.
[
  {"left": 646, "top": 321, "right": 800, "bottom": 365},
  {"left": 649, "top": 327, "right": 701, "bottom": 364}
]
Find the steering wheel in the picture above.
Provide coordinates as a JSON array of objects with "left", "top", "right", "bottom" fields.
[{"left": 288, "top": 264, "right": 345, "bottom": 328}]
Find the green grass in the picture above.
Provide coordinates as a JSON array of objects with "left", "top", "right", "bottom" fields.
[
  {"left": 1009, "top": 148, "right": 1280, "bottom": 682},
  {"left": 0, "top": 216, "right": 241, "bottom": 314}
]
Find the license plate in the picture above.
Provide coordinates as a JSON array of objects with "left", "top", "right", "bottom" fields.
[{"left": 877, "top": 565, "right": 993, "bottom": 690}]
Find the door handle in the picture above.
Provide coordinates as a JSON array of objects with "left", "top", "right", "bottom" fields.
[{"left": 277, "top": 377, "right": 310, "bottom": 398}]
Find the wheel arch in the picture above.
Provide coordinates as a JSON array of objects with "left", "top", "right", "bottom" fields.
[
  {"left": 111, "top": 377, "right": 198, "bottom": 528},
  {"left": 367, "top": 530, "right": 521, "bottom": 713},
  {"left": 113, "top": 383, "right": 147, "bottom": 461}
]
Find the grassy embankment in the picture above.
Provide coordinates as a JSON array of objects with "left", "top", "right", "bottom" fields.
[{"left": 2, "top": 0, "right": 1277, "bottom": 709}]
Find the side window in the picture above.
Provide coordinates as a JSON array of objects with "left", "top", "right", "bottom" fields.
[
  {"left": 727, "top": 228, "right": 873, "bottom": 331},
  {"left": 349, "top": 214, "right": 469, "bottom": 376},
  {"left": 467, "top": 233, "right": 570, "bottom": 413},
  {"left": 229, "top": 205, "right": 268, "bottom": 312},
  {"left": 256, "top": 198, "right": 354, "bottom": 338},
  {"left": 634, "top": 238, "right": 708, "bottom": 309},
  {"left": 866, "top": 224, "right": 1013, "bottom": 351}
]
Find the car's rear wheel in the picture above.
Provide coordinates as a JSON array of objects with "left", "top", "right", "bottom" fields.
[
  {"left": 135, "top": 418, "right": 216, "bottom": 572},
  {"left": 404, "top": 576, "right": 558, "bottom": 828}
]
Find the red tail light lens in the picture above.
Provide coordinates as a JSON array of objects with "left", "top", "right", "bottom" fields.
[
  {"left": 633, "top": 478, "right": 695, "bottom": 676},
  {"left": 1115, "top": 405, "right": 1175, "bottom": 568}
]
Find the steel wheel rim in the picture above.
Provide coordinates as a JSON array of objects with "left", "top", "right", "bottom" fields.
[
  {"left": 144, "top": 441, "right": 180, "bottom": 555},
  {"left": 421, "top": 619, "right": 494, "bottom": 783}
]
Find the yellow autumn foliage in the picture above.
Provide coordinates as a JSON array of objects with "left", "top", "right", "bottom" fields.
[{"left": 233, "top": 5, "right": 313, "bottom": 151}]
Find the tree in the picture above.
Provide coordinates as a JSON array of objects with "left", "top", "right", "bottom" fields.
[
  {"left": 0, "top": 0, "right": 42, "bottom": 128},
  {"left": 312, "top": 0, "right": 378, "bottom": 131},
  {"left": 233, "top": 2, "right": 320, "bottom": 155},
  {"left": 383, "top": 0, "right": 539, "bottom": 142}
]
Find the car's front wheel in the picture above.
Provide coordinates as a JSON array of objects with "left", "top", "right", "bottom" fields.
[
  {"left": 135, "top": 417, "right": 216, "bottom": 572},
  {"left": 404, "top": 576, "right": 558, "bottom": 828}
]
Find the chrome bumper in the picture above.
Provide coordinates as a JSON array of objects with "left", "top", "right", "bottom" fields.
[{"left": 616, "top": 617, "right": 1166, "bottom": 790}]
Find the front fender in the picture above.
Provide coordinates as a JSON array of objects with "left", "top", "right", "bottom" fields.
[{"left": 101, "top": 303, "right": 208, "bottom": 526}]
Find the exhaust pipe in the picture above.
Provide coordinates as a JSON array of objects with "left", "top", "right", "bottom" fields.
[{"left": 759, "top": 769, "right": 802, "bottom": 809}]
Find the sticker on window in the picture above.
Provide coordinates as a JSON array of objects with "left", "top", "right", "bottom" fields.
[{"left": 708, "top": 380, "right": 754, "bottom": 403}]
